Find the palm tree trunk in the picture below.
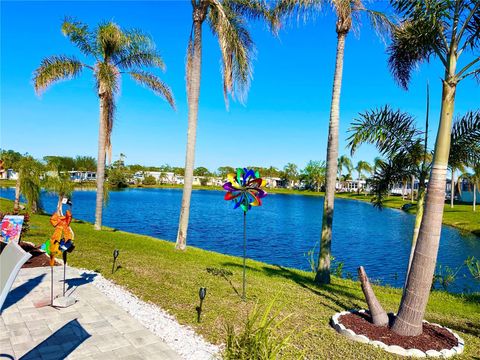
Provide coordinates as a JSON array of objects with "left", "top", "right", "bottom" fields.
[
  {"left": 450, "top": 168, "right": 455, "bottom": 208},
  {"left": 406, "top": 187, "right": 425, "bottom": 283},
  {"left": 315, "top": 32, "right": 346, "bottom": 285},
  {"left": 176, "top": 13, "right": 204, "bottom": 250},
  {"left": 474, "top": 183, "right": 476, "bottom": 212},
  {"left": 392, "top": 78, "right": 457, "bottom": 337},
  {"left": 94, "top": 90, "right": 108, "bottom": 231},
  {"left": 411, "top": 175, "right": 415, "bottom": 202},
  {"left": 14, "top": 177, "right": 20, "bottom": 212}
]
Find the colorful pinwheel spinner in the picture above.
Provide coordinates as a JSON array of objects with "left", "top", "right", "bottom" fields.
[{"left": 223, "top": 168, "right": 267, "bottom": 212}]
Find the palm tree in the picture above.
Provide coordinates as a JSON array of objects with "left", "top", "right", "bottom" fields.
[
  {"left": 337, "top": 155, "right": 353, "bottom": 191},
  {"left": 355, "top": 160, "right": 372, "bottom": 194},
  {"left": 282, "top": 163, "right": 299, "bottom": 188},
  {"left": 387, "top": 0, "right": 480, "bottom": 336},
  {"left": 176, "top": 0, "right": 273, "bottom": 250},
  {"left": 0, "top": 150, "right": 23, "bottom": 211},
  {"left": 33, "top": 18, "right": 175, "bottom": 230},
  {"left": 274, "top": 0, "right": 394, "bottom": 284},
  {"left": 18, "top": 156, "right": 44, "bottom": 214}
]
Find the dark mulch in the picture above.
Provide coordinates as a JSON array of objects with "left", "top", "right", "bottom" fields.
[
  {"left": 20, "top": 242, "right": 60, "bottom": 268},
  {"left": 339, "top": 312, "right": 458, "bottom": 352}
]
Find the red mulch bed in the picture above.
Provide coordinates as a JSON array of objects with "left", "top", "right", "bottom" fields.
[
  {"left": 339, "top": 312, "right": 458, "bottom": 352},
  {"left": 20, "top": 242, "right": 60, "bottom": 268}
]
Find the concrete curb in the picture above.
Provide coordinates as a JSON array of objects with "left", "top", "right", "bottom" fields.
[{"left": 330, "top": 310, "right": 464, "bottom": 358}]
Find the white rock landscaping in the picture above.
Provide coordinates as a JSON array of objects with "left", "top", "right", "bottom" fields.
[
  {"left": 81, "top": 269, "right": 221, "bottom": 360},
  {"left": 330, "top": 309, "right": 464, "bottom": 358}
]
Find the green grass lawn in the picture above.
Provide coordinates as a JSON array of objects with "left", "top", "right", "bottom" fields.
[{"left": 1, "top": 198, "right": 479, "bottom": 359}]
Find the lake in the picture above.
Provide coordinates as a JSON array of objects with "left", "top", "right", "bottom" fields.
[{"left": 1, "top": 187, "right": 479, "bottom": 293}]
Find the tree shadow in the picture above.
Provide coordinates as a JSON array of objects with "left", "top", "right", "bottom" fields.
[
  {"left": 2, "top": 274, "right": 46, "bottom": 313},
  {"left": 19, "top": 319, "right": 90, "bottom": 360},
  {"left": 221, "top": 262, "right": 365, "bottom": 311},
  {"left": 65, "top": 272, "right": 97, "bottom": 295}
]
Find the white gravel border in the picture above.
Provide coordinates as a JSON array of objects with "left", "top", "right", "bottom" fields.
[
  {"left": 79, "top": 268, "right": 221, "bottom": 360},
  {"left": 331, "top": 309, "right": 464, "bottom": 358}
]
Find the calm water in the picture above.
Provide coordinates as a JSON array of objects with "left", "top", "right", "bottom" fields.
[{"left": 2, "top": 187, "right": 479, "bottom": 293}]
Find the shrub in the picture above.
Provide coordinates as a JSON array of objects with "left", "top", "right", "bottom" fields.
[{"left": 142, "top": 175, "right": 157, "bottom": 186}]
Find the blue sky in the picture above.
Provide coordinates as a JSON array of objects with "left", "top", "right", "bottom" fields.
[{"left": 1, "top": 1, "right": 479, "bottom": 173}]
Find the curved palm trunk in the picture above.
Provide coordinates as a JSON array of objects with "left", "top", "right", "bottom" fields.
[
  {"left": 405, "top": 187, "right": 425, "bottom": 283},
  {"left": 392, "top": 79, "right": 457, "bottom": 336},
  {"left": 14, "top": 177, "right": 20, "bottom": 212},
  {"left": 450, "top": 168, "right": 455, "bottom": 208},
  {"left": 94, "top": 90, "right": 107, "bottom": 231},
  {"left": 315, "top": 32, "right": 346, "bottom": 285},
  {"left": 176, "top": 16, "right": 203, "bottom": 250}
]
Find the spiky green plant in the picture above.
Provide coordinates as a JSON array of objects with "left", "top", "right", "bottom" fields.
[{"left": 33, "top": 18, "right": 175, "bottom": 230}]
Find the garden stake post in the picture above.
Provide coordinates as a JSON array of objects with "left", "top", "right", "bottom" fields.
[
  {"left": 63, "top": 250, "right": 67, "bottom": 296},
  {"left": 223, "top": 168, "right": 267, "bottom": 301},
  {"left": 243, "top": 210, "right": 246, "bottom": 300},
  {"left": 50, "top": 265, "right": 54, "bottom": 306}
]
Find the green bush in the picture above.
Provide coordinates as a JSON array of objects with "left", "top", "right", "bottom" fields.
[{"left": 142, "top": 175, "right": 157, "bottom": 186}]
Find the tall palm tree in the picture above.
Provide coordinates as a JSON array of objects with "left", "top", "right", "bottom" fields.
[
  {"left": 387, "top": 0, "right": 480, "bottom": 336},
  {"left": 275, "top": 0, "right": 393, "bottom": 284},
  {"left": 283, "top": 163, "right": 299, "bottom": 188},
  {"left": 33, "top": 18, "right": 175, "bottom": 230},
  {"left": 355, "top": 160, "right": 372, "bottom": 194},
  {"left": 176, "top": 0, "right": 272, "bottom": 250}
]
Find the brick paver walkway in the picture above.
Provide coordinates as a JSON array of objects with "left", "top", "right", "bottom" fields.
[{"left": 0, "top": 266, "right": 181, "bottom": 360}]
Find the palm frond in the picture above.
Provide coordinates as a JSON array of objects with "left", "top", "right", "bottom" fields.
[
  {"left": 458, "top": 0, "right": 480, "bottom": 51},
  {"left": 96, "top": 22, "right": 126, "bottom": 61},
  {"left": 449, "top": 110, "right": 480, "bottom": 168},
  {"left": 130, "top": 71, "right": 175, "bottom": 109},
  {"left": 61, "top": 17, "right": 96, "bottom": 57},
  {"left": 387, "top": 19, "right": 442, "bottom": 90},
  {"left": 115, "top": 29, "right": 165, "bottom": 70},
  {"left": 363, "top": 9, "right": 396, "bottom": 42},
  {"left": 208, "top": 0, "right": 255, "bottom": 105},
  {"left": 33, "top": 56, "right": 84, "bottom": 95},
  {"left": 229, "top": 0, "right": 276, "bottom": 28},
  {"left": 347, "top": 105, "right": 421, "bottom": 157},
  {"left": 272, "top": 0, "right": 321, "bottom": 27},
  {"left": 370, "top": 153, "right": 415, "bottom": 208}
]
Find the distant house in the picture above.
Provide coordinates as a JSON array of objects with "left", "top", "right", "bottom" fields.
[
  {"left": 69, "top": 171, "right": 96, "bottom": 182},
  {"left": 459, "top": 178, "right": 480, "bottom": 204},
  {"left": 264, "top": 177, "right": 282, "bottom": 188}
]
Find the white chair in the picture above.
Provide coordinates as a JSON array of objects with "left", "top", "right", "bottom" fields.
[{"left": 0, "top": 241, "right": 31, "bottom": 312}]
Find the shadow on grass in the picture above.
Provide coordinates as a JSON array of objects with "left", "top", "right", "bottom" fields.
[
  {"left": 2, "top": 274, "right": 46, "bottom": 313},
  {"left": 221, "top": 262, "right": 365, "bottom": 312},
  {"left": 19, "top": 319, "right": 90, "bottom": 360}
]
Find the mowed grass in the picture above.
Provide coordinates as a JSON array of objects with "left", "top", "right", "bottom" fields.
[{"left": 2, "top": 198, "right": 479, "bottom": 359}]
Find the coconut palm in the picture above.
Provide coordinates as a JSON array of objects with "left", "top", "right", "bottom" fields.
[
  {"left": 176, "top": 0, "right": 273, "bottom": 250},
  {"left": 386, "top": 0, "right": 480, "bottom": 336},
  {"left": 33, "top": 18, "right": 175, "bottom": 230},
  {"left": 355, "top": 160, "right": 372, "bottom": 194},
  {"left": 274, "top": 0, "right": 394, "bottom": 284}
]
